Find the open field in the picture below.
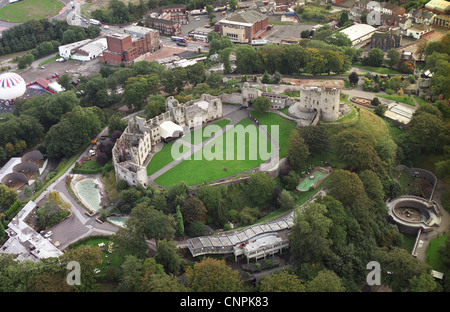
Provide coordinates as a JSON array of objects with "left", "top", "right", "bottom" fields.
[
  {"left": 0, "top": 0, "right": 65, "bottom": 22},
  {"left": 154, "top": 118, "right": 272, "bottom": 187}
]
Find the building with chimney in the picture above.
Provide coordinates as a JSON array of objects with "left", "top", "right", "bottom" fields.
[{"left": 99, "top": 26, "right": 161, "bottom": 66}]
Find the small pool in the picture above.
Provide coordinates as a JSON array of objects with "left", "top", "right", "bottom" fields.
[
  {"left": 75, "top": 178, "right": 102, "bottom": 212},
  {"left": 297, "top": 168, "right": 330, "bottom": 192},
  {"left": 107, "top": 216, "right": 129, "bottom": 228}
]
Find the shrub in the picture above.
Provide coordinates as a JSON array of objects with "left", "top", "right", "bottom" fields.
[{"left": 189, "top": 221, "right": 205, "bottom": 237}]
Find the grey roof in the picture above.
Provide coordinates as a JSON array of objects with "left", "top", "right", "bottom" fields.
[{"left": 226, "top": 10, "right": 267, "bottom": 24}]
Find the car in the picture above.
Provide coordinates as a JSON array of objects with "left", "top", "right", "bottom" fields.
[
  {"left": 204, "top": 43, "right": 209, "bottom": 47},
  {"left": 103, "top": 25, "right": 109, "bottom": 29},
  {"left": 40, "top": 66, "right": 45, "bottom": 69},
  {"left": 44, "top": 231, "right": 53, "bottom": 238},
  {"left": 195, "top": 17, "right": 200, "bottom": 21}
]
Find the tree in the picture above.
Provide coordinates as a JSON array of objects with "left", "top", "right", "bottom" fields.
[
  {"left": 287, "top": 130, "right": 310, "bottom": 169},
  {"left": 181, "top": 195, "right": 207, "bottom": 224},
  {"left": 45, "top": 106, "right": 104, "bottom": 158},
  {"left": 235, "top": 45, "right": 257, "bottom": 73},
  {"left": 339, "top": 11, "right": 349, "bottom": 26},
  {"left": 186, "top": 62, "right": 206, "bottom": 86},
  {"left": 375, "top": 247, "right": 429, "bottom": 292},
  {"left": 273, "top": 71, "right": 282, "bottom": 84},
  {"left": 228, "top": 0, "right": 238, "bottom": 11},
  {"left": 304, "top": 48, "right": 326, "bottom": 75},
  {"left": 409, "top": 273, "right": 438, "bottom": 292},
  {"left": 374, "top": 104, "right": 386, "bottom": 117},
  {"left": 117, "top": 255, "right": 145, "bottom": 292},
  {"left": 290, "top": 202, "right": 333, "bottom": 266},
  {"left": 259, "top": 270, "right": 306, "bottom": 292},
  {"left": 196, "top": 184, "right": 224, "bottom": 226},
  {"left": 61, "top": 246, "right": 102, "bottom": 292},
  {"left": 300, "top": 125, "right": 329, "bottom": 155},
  {"left": 0, "top": 185, "right": 18, "bottom": 211},
  {"left": 278, "top": 190, "right": 295, "bottom": 211},
  {"left": 334, "top": 129, "right": 386, "bottom": 175},
  {"left": 385, "top": 49, "right": 400, "bottom": 69},
  {"left": 348, "top": 71, "right": 359, "bottom": 85},
  {"left": 155, "top": 239, "right": 182, "bottom": 275},
  {"left": 365, "top": 48, "right": 385, "bottom": 67},
  {"left": 186, "top": 257, "right": 242, "bottom": 292},
  {"left": 306, "top": 270, "right": 346, "bottom": 292},
  {"left": 175, "top": 205, "right": 184, "bottom": 237},
  {"left": 252, "top": 96, "right": 271, "bottom": 115},
  {"left": 371, "top": 97, "right": 380, "bottom": 106},
  {"left": 261, "top": 70, "right": 271, "bottom": 84},
  {"left": 409, "top": 112, "right": 445, "bottom": 152},
  {"left": 245, "top": 171, "right": 275, "bottom": 206}
]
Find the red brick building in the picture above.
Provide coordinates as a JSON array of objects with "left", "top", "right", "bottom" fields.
[
  {"left": 99, "top": 26, "right": 161, "bottom": 66},
  {"left": 159, "top": 4, "right": 189, "bottom": 25}
]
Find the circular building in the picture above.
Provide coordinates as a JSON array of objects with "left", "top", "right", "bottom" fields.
[{"left": 0, "top": 72, "right": 26, "bottom": 101}]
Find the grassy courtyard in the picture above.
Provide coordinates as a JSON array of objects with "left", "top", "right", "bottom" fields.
[
  {"left": 0, "top": 0, "right": 65, "bottom": 22},
  {"left": 146, "top": 140, "right": 190, "bottom": 176},
  {"left": 249, "top": 111, "right": 298, "bottom": 158},
  {"left": 154, "top": 118, "right": 272, "bottom": 187}
]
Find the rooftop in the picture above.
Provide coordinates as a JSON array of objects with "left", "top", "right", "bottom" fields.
[
  {"left": 339, "top": 24, "right": 377, "bottom": 42},
  {"left": 224, "top": 9, "right": 267, "bottom": 25},
  {"left": 124, "top": 25, "right": 159, "bottom": 35}
]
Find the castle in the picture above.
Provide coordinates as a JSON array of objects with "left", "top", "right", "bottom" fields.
[
  {"left": 112, "top": 94, "right": 223, "bottom": 187},
  {"left": 287, "top": 85, "right": 345, "bottom": 123}
]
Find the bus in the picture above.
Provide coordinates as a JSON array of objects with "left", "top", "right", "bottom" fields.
[
  {"left": 89, "top": 19, "right": 101, "bottom": 26},
  {"left": 251, "top": 39, "right": 272, "bottom": 46},
  {"left": 171, "top": 36, "right": 187, "bottom": 43},
  {"left": 193, "top": 34, "right": 208, "bottom": 42}
]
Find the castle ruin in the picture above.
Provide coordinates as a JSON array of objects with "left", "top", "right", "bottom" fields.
[{"left": 112, "top": 94, "right": 223, "bottom": 187}]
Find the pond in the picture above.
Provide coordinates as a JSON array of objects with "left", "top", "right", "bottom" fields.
[
  {"left": 107, "top": 216, "right": 129, "bottom": 228},
  {"left": 297, "top": 168, "right": 330, "bottom": 192},
  {"left": 74, "top": 178, "right": 102, "bottom": 212}
]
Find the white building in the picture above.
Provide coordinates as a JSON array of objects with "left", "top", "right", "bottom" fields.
[
  {"left": 339, "top": 24, "right": 377, "bottom": 46},
  {"left": 58, "top": 38, "right": 108, "bottom": 61},
  {"left": 406, "top": 24, "right": 433, "bottom": 39},
  {"left": 1, "top": 201, "right": 63, "bottom": 262}
]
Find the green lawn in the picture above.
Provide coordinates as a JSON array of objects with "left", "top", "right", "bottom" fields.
[
  {"left": 376, "top": 94, "right": 415, "bottom": 106},
  {"left": 154, "top": 118, "right": 272, "bottom": 187},
  {"left": 250, "top": 111, "right": 298, "bottom": 158},
  {"left": 354, "top": 64, "right": 403, "bottom": 75},
  {"left": 39, "top": 56, "right": 58, "bottom": 66},
  {"left": 0, "top": 0, "right": 64, "bottom": 22},
  {"left": 414, "top": 96, "right": 428, "bottom": 107},
  {"left": 146, "top": 140, "right": 190, "bottom": 176},
  {"left": 426, "top": 233, "right": 448, "bottom": 272}
]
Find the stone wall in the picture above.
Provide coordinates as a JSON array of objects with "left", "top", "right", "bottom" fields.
[{"left": 394, "top": 165, "right": 438, "bottom": 200}]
